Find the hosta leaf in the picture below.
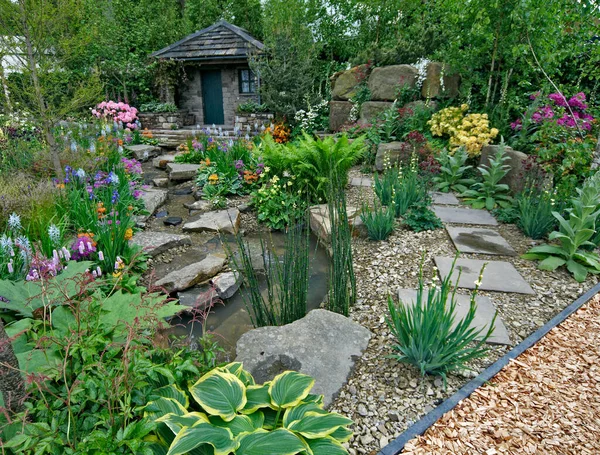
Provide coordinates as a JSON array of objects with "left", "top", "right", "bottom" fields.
[
  {"left": 144, "top": 397, "right": 187, "bottom": 420},
  {"left": 166, "top": 422, "right": 236, "bottom": 455},
  {"left": 330, "top": 426, "right": 353, "bottom": 443},
  {"left": 221, "top": 362, "right": 255, "bottom": 386},
  {"left": 538, "top": 256, "right": 566, "bottom": 271},
  {"left": 242, "top": 383, "right": 272, "bottom": 413},
  {"left": 566, "top": 259, "right": 588, "bottom": 282},
  {"left": 157, "top": 412, "right": 209, "bottom": 435},
  {"left": 282, "top": 402, "right": 324, "bottom": 428},
  {"left": 236, "top": 429, "right": 307, "bottom": 455},
  {"left": 286, "top": 411, "right": 353, "bottom": 439},
  {"left": 304, "top": 436, "right": 348, "bottom": 455},
  {"left": 151, "top": 385, "right": 189, "bottom": 408},
  {"left": 190, "top": 371, "right": 247, "bottom": 421},
  {"left": 209, "top": 414, "right": 258, "bottom": 437},
  {"left": 269, "top": 371, "right": 314, "bottom": 409}
]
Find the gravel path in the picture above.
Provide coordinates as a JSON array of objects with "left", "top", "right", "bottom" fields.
[
  {"left": 333, "top": 168, "right": 598, "bottom": 454},
  {"left": 402, "top": 294, "right": 600, "bottom": 454}
]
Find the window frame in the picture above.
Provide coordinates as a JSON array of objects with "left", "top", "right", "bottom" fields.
[{"left": 238, "top": 68, "right": 256, "bottom": 94}]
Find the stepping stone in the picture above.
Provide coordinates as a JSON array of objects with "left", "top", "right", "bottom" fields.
[
  {"left": 397, "top": 289, "right": 511, "bottom": 345},
  {"left": 429, "top": 191, "right": 460, "bottom": 205},
  {"left": 183, "top": 208, "right": 241, "bottom": 235},
  {"left": 155, "top": 210, "right": 168, "bottom": 218},
  {"left": 212, "top": 271, "right": 242, "bottom": 299},
  {"left": 432, "top": 205, "right": 498, "bottom": 225},
  {"left": 130, "top": 231, "right": 191, "bottom": 257},
  {"left": 155, "top": 254, "right": 226, "bottom": 292},
  {"left": 236, "top": 309, "right": 372, "bottom": 407},
  {"left": 164, "top": 216, "right": 183, "bottom": 227},
  {"left": 167, "top": 163, "right": 200, "bottom": 181},
  {"left": 140, "top": 189, "right": 168, "bottom": 216},
  {"left": 446, "top": 226, "right": 516, "bottom": 256},
  {"left": 125, "top": 144, "right": 159, "bottom": 162},
  {"left": 350, "top": 176, "right": 373, "bottom": 187},
  {"left": 153, "top": 178, "right": 169, "bottom": 188},
  {"left": 153, "top": 154, "right": 176, "bottom": 169},
  {"left": 170, "top": 187, "right": 193, "bottom": 195},
  {"left": 434, "top": 256, "right": 534, "bottom": 294}
]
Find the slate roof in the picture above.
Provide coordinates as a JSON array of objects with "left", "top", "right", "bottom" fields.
[{"left": 151, "top": 20, "right": 264, "bottom": 62}]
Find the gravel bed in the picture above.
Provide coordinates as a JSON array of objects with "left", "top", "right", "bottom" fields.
[
  {"left": 402, "top": 294, "right": 600, "bottom": 454},
  {"left": 331, "top": 173, "right": 598, "bottom": 454}
]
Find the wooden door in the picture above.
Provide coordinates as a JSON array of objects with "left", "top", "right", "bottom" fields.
[{"left": 201, "top": 70, "right": 224, "bottom": 125}]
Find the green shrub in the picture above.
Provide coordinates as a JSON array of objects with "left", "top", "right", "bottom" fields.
[
  {"left": 251, "top": 172, "right": 307, "bottom": 231},
  {"left": 147, "top": 364, "right": 353, "bottom": 455},
  {"left": 391, "top": 167, "right": 428, "bottom": 217},
  {"left": 461, "top": 142, "right": 513, "bottom": 210},
  {"left": 386, "top": 255, "right": 496, "bottom": 386},
  {"left": 433, "top": 147, "right": 475, "bottom": 193},
  {"left": 361, "top": 203, "right": 395, "bottom": 240},
  {"left": 402, "top": 203, "right": 443, "bottom": 232},
  {"left": 236, "top": 101, "right": 269, "bottom": 113},
  {"left": 139, "top": 101, "right": 178, "bottom": 113}
]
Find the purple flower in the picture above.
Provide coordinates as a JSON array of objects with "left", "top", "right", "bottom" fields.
[
  {"left": 510, "top": 118, "right": 522, "bottom": 130},
  {"left": 548, "top": 92, "right": 568, "bottom": 108},
  {"left": 71, "top": 235, "right": 96, "bottom": 261},
  {"left": 568, "top": 92, "right": 588, "bottom": 111},
  {"left": 235, "top": 160, "right": 245, "bottom": 170},
  {"left": 111, "top": 190, "right": 120, "bottom": 204}
]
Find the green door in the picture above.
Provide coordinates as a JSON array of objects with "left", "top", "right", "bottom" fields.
[{"left": 201, "top": 70, "right": 225, "bottom": 125}]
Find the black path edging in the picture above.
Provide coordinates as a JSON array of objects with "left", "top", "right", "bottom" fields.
[{"left": 378, "top": 281, "right": 600, "bottom": 455}]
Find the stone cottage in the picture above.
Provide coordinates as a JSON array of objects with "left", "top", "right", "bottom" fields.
[{"left": 151, "top": 20, "right": 264, "bottom": 126}]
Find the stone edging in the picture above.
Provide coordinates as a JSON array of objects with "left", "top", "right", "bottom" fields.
[{"left": 378, "top": 280, "right": 600, "bottom": 455}]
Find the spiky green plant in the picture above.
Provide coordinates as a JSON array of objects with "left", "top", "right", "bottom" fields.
[{"left": 360, "top": 203, "right": 395, "bottom": 241}]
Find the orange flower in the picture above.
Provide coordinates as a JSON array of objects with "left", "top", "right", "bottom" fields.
[
  {"left": 127, "top": 205, "right": 134, "bottom": 211},
  {"left": 205, "top": 158, "right": 211, "bottom": 166},
  {"left": 208, "top": 174, "right": 219, "bottom": 184},
  {"left": 124, "top": 228, "right": 133, "bottom": 240},
  {"left": 118, "top": 139, "right": 123, "bottom": 146},
  {"left": 243, "top": 170, "right": 258, "bottom": 183},
  {"left": 56, "top": 183, "right": 65, "bottom": 189}
]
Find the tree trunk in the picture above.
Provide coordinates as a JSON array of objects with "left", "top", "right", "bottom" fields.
[
  {"left": 0, "top": 318, "right": 26, "bottom": 414},
  {"left": 0, "top": 57, "right": 12, "bottom": 113},
  {"left": 19, "top": 0, "right": 63, "bottom": 178}
]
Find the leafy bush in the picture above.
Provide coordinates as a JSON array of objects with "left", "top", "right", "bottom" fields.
[
  {"left": 461, "top": 143, "right": 513, "bottom": 210},
  {"left": 391, "top": 167, "right": 428, "bottom": 217},
  {"left": 433, "top": 147, "right": 475, "bottom": 193},
  {"left": 522, "top": 179, "right": 600, "bottom": 282},
  {"left": 147, "top": 364, "right": 353, "bottom": 454},
  {"left": 139, "top": 101, "right": 178, "bottom": 113},
  {"left": 361, "top": 203, "right": 395, "bottom": 241},
  {"left": 386, "top": 255, "right": 496, "bottom": 385},
  {"left": 516, "top": 184, "right": 559, "bottom": 239},
  {"left": 251, "top": 172, "right": 307, "bottom": 231},
  {"left": 236, "top": 101, "right": 269, "bottom": 113},
  {"left": 402, "top": 203, "right": 443, "bottom": 232}
]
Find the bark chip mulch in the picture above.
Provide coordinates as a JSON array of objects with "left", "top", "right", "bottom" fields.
[{"left": 402, "top": 294, "right": 600, "bottom": 455}]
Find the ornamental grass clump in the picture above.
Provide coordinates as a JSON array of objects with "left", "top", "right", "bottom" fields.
[
  {"left": 361, "top": 203, "right": 395, "bottom": 241},
  {"left": 516, "top": 183, "right": 558, "bottom": 239},
  {"left": 386, "top": 254, "right": 496, "bottom": 386}
]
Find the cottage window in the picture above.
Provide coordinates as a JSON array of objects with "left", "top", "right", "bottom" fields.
[{"left": 239, "top": 69, "right": 256, "bottom": 94}]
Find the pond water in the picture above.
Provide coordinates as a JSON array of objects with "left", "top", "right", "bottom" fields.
[{"left": 168, "top": 231, "right": 330, "bottom": 360}]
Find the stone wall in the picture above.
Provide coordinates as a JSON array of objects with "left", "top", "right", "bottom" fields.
[
  {"left": 329, "top": 62, "right": 460, "bottom": 131},
  {"left": 234, "top": 112, "right": 274, "bottom": 134},
  {"left": 138, "top": 112, "right": 195, "bottom": 130},
  {"left": 178, "top": 65, "right": 259, "bottom": 126}
]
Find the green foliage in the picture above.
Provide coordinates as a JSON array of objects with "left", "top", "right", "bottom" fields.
[
  {"left": 522, "top": 178, "right": 600, "bottom": 282},
  {"left": 392, "top": 168, "right": 429, "bottom": 218},
  {"left": 360, "top": 203, "right": 395, "bottom": 241},
  {"left": 516, "top": 184, "right": 559, "bottom": 239},
  {"left": 259, "top": 133, "right": 365, "bottom": 203},
  {"left": 373, "top": 166, "right": 399, "bottom": 206},
  {"left": 386, "top": 254, "right": 495, "bottom": 385},
  {"left": 251, "top": 173, "right": 307, "bottom": 231},
  {"left": 433, "top": 147, "right": 475, "bottom": 193},
  {"left": 237, "top": 102, "right": 269, "bottom": 114},
  {"left": 461, "top": 143, "right": 513, "bottom": 210},
  {"left": 402, "top": 203, "right": 443, "bottom": 232},
  {"left": 139, "top": 101, "right": 178, "bottom": 113},
  {"left": 228, "top": 219, "right": 310, "bottom": 328},
  {"left": 148, "top": 364, "right": 353, "bottom": 454}
]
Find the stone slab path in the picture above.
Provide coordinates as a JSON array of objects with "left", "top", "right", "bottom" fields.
[
  {"left": 397, "top": 289, "right": 511, "bottom": 345},
  {"left": 432, "top": 205, "right": 498, "bottom": 226},
  {"left": 434, "top": 256, "right": 535, "bottom": 295},
  {"left": 429, "top": 192, "right": 460, "bottom": 206},
  {"left": 350, "top": 176, "right": 373, "bottom": 187},
  {"left": 446, "top": 226, "right": 516, "bottom": 256}
]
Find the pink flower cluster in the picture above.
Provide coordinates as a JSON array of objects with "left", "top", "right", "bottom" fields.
[
  {"left": 511, "top": 92, "right": 594, "bottom": 131},
  {"left": 91, "top": 101, "right": 139, "bottom": 130}
]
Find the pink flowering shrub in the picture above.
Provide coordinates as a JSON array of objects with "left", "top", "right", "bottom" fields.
[{"left": 92, "top": 101, "right": 139, "bottom": 130}]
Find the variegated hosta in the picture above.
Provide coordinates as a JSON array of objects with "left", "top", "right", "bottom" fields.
[{"left": 144, "top": 362, "right": 353, "bottom": 455}]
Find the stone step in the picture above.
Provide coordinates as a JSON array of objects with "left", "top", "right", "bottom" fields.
[
  {"left": 446, "top": 226, "right": 516, "bottom": 256},
  {"left": 131, "top": 231, "right": 191, "bottom": 258},
  {"left": 155, "top": 253, "right": 226, "bottom": 292},
  {"left": 432, "top": 205, "right": 498, "bottom": 226},
  {"left": 183, "top": 208, "right": 241, "bottom": 235}
]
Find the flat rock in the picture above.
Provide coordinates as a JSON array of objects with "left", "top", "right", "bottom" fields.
[
  {"left": 153, "top": 178, "right": 169, "bottom": 188},
  {"left": 155, "top": 210, "right": 168, "bottom": 218},
  {"left": 212, "top": 271, "right": 242, "bottom": 299},
  {"left": 309, "top": 204, "right": 363, "bottom": 242},
  {"left": 434, "top": 256, "right": 535, "bottom": 294},
  {"left": 170, "top": 187, "right": 193, "bottom": 195},
  {"left": 446, "top": 226, "right": 516, "bottom": 256},
  {"left": 130, "top": 231, "right": 191, "bottom": 257},
  {"left": 185, "top": 200, "right": 211, "bottom": 212},
  {"left": 236, "top": 309, "right": 372, "bottom": 407},
  {"left": 155, "top": 254, "right": 226, "bottom": 292},
  {"left": 125, "top": 144, "right": 159, "bottom": 162},
  {"left": 153, "top": 154, "right": 176, "bottom": 169},
  {"left": 432, "top": 205, "right": 498, "bottom": 225},
  {"left": 140, "top": 189, "right": 168, "bottom": 217},
  {"left": 350, "top": 176, "right": 373, "bottom": 187},
  {"left": 177, "top": 285, "right": 218, "bottom": 312},
  {"left": 429, "top": 191, "right": 459, "bottom": 205},
  {"left": 183, "top": 208, "right": 241, "bottom": 235},
  {"left": 397, "top": 289, "right": 511, "bottom": 345},
  {"left": 164, "top": 216, "right": 183, "bottom": 226},
  {"left": 167, "top": 163, "right": 200, "bottom": 181}
]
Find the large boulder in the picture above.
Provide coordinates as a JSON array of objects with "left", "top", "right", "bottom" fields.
[
  {"left": 309, "top": 204, "right": 365, "bottom": 242},
  {"left": 421, "top": 62, "right": 461, "bottom": 98},
  {"left": 331, "top": 65, "right": 369, "bottom": 101},
  {"left": 375, "top": 142, "right": 412, "bottom": 171},
  {"left": 329, "top": 101, "right": 353, "bottom": 131},
  {"left": 359, "top": 101, "right": 394, "bottom": 124},
  {"left": 368, "top": 65, "right": 418, "bottom": 101},
  {"left": 480, "top": 145, "right": 529, "bottom": 193},
  {"left": 182, "top": 208, "right": 241, "bottom": 235},
  {"left": 235, "top": 309, "right": 372, "bottom": 407},
  {"left": 155, "top": 254, "right": 226, "bottom": 292}
]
